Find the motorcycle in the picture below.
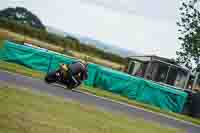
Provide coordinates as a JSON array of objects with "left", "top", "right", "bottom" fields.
[{"left": 44, "top": 67, "right": 81, "bottom": 89}]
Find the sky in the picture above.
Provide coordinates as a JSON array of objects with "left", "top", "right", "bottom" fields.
[{"left": 1, "top": 0, "right": 180, "bottom": 58}]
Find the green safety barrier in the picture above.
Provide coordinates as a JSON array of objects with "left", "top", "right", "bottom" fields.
[{"left": 0, "top": 40, "right": 188, "bottom": 113}]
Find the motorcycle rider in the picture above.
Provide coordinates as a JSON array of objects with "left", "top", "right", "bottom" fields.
[{"left": 59, "top": 56, "right": 89, "bottom": 88}]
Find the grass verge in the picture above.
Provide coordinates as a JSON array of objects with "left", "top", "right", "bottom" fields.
[
  {"left": 0, "top": 60, "right": 200, "bottom": 125},
  {"left": 0, "top": 84, "right": 184, "bottom": 133},
  {"left": 0, "top": 61, "right": 45, "bottom": 79}
]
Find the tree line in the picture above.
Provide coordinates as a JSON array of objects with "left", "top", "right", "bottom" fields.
[{"left": 0, "top": 17, "right": 126, "bottom": 64}]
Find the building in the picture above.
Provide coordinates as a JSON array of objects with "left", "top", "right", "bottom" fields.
[{"left": 126, "top": 55, "right": 191, "bottom": 90}]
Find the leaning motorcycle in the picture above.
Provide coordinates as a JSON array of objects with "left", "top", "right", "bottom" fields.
[{"left": 44, "top": 67, "right": 81, "bottom": 89}]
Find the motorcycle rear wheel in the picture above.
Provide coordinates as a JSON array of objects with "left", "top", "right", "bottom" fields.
[{"left": 45, "top": 71, "right": 58, "bottom": 83}]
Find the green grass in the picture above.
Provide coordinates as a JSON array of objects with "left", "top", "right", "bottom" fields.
[
  {"left": 0, "top": 61, "right": 45, "bottom": 79},
  {"left": 0, "top": 84, "right": 184, "bottom": 133},
  {"left": 0, "top": 60, "right": 200, "bottom": 125}
]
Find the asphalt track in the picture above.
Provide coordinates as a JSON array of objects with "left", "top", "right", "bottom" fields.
[{"left": 0, "top": 70, "right": 200, "bottom": 133}]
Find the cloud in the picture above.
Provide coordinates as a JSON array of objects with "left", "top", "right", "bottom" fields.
[
  {"left": 80, "top": 0, "right": 179, "bottom": 19},
  {"left": 0, "top": 0, "right": 179, "bottom": 58},
  {"left": 81, "top": 0, "right": 136, "bottom": 15},
  {"left": 8, "top": 0, "right": 25, "bottom": 2}
]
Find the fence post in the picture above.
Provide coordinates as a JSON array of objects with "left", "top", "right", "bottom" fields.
[{"left": 47, "top": 55, "right": 53, "bottom": 73}]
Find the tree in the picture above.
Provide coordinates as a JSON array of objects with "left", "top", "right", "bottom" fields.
[
  {"left": 177, "top": 0, "right": 200, "bottom": 69},
  {"left": 65, "top": 36, "right": 81, "bottom": 51},
  {"left": 0, "top": 7, "right": 45, "bottom": 29}
]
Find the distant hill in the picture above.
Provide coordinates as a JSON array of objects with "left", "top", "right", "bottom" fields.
[
  {"left": 46, "top": 26, "right": 139, "bottom": 57},
  {"left": 46, "top": 26, "right": 66, "bottom": 37}
]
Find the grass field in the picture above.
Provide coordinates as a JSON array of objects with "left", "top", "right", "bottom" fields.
[
  {"left": 0, "top": 83, "right": 184, "bottom": 133},
  {"left": 0, "top": 28, "right": 124, "bottom": 70},
  {"left": 70, "top": 50, "right": 124, "bottom": 70},
  {"left": 0, "top": 28, "right": 63, "bottom": 52}
]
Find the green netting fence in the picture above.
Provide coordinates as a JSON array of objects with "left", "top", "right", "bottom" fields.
[{"left": 0, "top": 40, "right": 188, "bottom": 113}]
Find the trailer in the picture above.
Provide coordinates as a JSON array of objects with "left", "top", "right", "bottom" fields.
[{"left": 126, "top": 55, "right": 200, "bottom": 118}]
